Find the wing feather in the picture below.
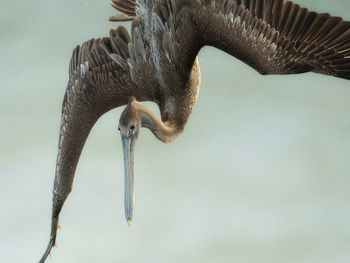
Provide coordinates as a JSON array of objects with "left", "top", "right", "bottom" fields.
[
  {"left": 40, "top": 24, "right": 156, "bottom": 262},
  {"left": 111, "top": 0, "right": 137, "bottom": 16},
  {"left": 195, "top": 0, "right": 350, "bottom": 79},
  {"left": 112, "top": 0, "right": 350, "bottom": 79}
]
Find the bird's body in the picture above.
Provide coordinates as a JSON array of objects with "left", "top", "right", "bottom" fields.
[{"left": 40, "top": 0, "right": 350, "bottom": 262}]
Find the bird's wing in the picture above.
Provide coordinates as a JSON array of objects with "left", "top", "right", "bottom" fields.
[
  {"left": 109, "top": 0, "right": 350, "bottom": 80},
  {"left": 40, "top": 26, "right": 156, "bottom": 262},
  {"left": 193, "top": 0, "right": 350, "bottom": 79}
]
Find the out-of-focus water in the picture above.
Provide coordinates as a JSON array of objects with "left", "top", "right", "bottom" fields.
[{"left": 1, "top": 1, "right": 350, "bottom": 262}]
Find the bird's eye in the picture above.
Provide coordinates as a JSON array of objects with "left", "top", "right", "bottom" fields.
[
  {"left": 130, "top": 125, "right": 135, "bottom": 131},
  {"left": 118, "top": 127, "right": 120, "bottom": 131}
]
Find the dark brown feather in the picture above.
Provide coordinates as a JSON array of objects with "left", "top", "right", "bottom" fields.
[
  {"left": 111, "top": 0, "right": 136, "bottom": 16},
  {"left": 193, "top": 0, "right": 350, "bottom": 79}
]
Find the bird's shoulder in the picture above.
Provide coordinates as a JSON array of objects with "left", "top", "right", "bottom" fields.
[{"left": 112, "top": 0, "right": 197, "bottom": 70}]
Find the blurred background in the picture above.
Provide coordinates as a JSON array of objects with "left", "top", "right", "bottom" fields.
[{"left": 1, "top": 0, "right": 350, "bottom": 262}]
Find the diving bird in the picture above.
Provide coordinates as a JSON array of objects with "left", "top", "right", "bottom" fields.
[{"left": 40, "top": 0, "right": 350, "bottom": 261}]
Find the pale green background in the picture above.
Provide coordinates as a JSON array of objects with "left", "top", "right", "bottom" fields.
[{"left": 1, "top": 0, "right": 350, "bottom": 262}]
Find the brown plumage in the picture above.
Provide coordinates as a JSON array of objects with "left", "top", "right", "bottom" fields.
[{"left": 40, "top": 0, "right": 350, "bottom": 262}]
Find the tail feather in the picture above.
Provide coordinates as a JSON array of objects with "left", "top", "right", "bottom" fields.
[
  {"left": 111, "top": 0, "right": 137, "bottom": 19},
  {"left": 109, "top": 14, "right": 134, "bottom": 22}
]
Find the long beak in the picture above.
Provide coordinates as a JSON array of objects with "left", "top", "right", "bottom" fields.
[{"left": 121, "top": 135, "right": 136, "bottom": 226}]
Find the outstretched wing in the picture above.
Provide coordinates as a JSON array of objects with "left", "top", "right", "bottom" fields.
[
  {"left": 40, "top": 26, "right": 155, "bottom": 262},
  {"left": 109, "top": 0, "right": 350, "bottom": 80},
  {"left": 194, "top": 0, "right": 350, "bottom": 79}
]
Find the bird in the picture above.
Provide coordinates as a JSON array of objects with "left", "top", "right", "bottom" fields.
[{"left": 40, "top": 0, "right": 350, "bottom": 262}]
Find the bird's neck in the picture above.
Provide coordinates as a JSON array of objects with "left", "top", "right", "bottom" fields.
[
  {"left": 133, "top": 55, "right": 201, "bottom": 143},
  {"left": 133, "top": 102, "right": 181, "bottom": 143}
]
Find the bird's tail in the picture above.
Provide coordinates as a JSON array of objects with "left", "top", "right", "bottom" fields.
[{"left": 110, "top": 0, "right": 136, "bottom": 21}]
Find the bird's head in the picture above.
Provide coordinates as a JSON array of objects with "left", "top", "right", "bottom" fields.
[
  {"left": 118, "top": 97, "right": 142, "bottom": 225},
  {"left": 118, "top": 97, "right": 142, "bottom": 139},
  {"left": 117, "top": 96, "right": 180, "bottom": 224}
]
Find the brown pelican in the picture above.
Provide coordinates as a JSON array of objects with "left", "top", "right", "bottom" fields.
[{"left": 40, "top": 0, "right": 350, "bottom": 261}]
